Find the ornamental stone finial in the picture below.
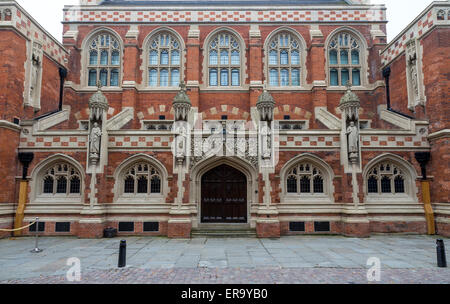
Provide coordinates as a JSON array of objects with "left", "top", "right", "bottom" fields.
[
  {"left": 339, "top": 81, "right": 360, "bottom": 108},
  {"left": 172, "top": 82, "right": 191, "bottom": 121},
  {"left": 89, "top": 81, "right": 109, "bottom": 121}
]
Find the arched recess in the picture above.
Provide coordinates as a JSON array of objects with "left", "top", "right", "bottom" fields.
[
  {"left": 80, "top": 27, "right": 124, "bottom": 88},
  {"left": 190, "top": 156, "right": 258, "bottom": 225},
  {"left": 263, "top": 27, "right": 308, "bottom": 88},
  {"left": 140, "top": 27, "right": 186, "bottom": 89},
  {"left": 279, "top": 153, "right": 335, "bottom": 204},
  {"left": 362, "top": 153, "right": 419, "bottom": 204},
  {"left": 30, "top": 154, "right": 85, "bottom": 204},
  {"left": 201, "top": 27, "right": 248, "bottom": 90},
  {"left": 324, "top": 26, "right": 369, "bottom": 88},
  {"left": 112, "top": 153, "right": 169, "bottom": 203}
]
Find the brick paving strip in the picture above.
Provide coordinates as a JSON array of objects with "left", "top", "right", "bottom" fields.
[{"left": 1, "top": 267, "right": 450, "bottom": 284}]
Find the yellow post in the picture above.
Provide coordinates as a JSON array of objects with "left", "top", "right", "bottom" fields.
[
  {"left": 13, "top": 180, "right": 29, "bottom": 237},
  {"left": 421, "top": 180, "right": 435, "bottom": 235}
]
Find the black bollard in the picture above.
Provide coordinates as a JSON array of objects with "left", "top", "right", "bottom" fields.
[
  {"left": 118, "top": 240, "right": 127, "bottom": 268},
  {"left": 436, "top": 239, "right": 447, "bottom": 268}
]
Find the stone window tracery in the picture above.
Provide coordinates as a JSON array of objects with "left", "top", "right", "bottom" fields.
[
  {"left": 366, "top": 162, "right": 406, "bottom": 195},
  {"left": 208, "top": 32, "right": 241, "bottom": 87},
  {"left": 87, "top": 32, "right": 121, "bottom": 87},
  {"left": 267, "top": 32, "right": 302, "bottom": 87},
  {"left": 328, "top": 31, "right": 362, "bottom": 86},
  {"left": 122, "top": 162, "right": 162, "bottom": 195},
  {"left": 286, "top": 163, "right": 325, "bottom": 195},
  {"left": 41, "top": 163, "right": 81, "bottom": 196},
  {"left": 148, "top": 32, "right": 182, "bottom": 87}
]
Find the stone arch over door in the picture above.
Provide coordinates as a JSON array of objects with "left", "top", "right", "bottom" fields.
[{"left": 190, "top": 156, "right": 258, "bottom": 227}]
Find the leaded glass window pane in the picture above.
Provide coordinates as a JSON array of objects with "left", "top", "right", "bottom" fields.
[
  {"left": 151, "top": 176, "right": 161, "bottom": 194},
  {"left": 270, "top": 69, "right": 278, "bottom": 86},
  {"left": 313, "top": 176, "right": 324, "bottom": 193},
  {"left": 352, "top": 69, "right": 361, "bottom": 86},
  {"left": 100, "top": 50, "right": 108, "bottom": 65},
  {"left": 149, "top": 69, "right": 157, "bottom": 87},
  {"left": 231, "top": 69, "right": 240, "bottom": 86},
  {"left": 287, "top": 176, "right": 297, "bottom": 193},
  {"left": 88, "top": 70, "right": 97, "bottom": 86},
  {"left": 150, "top": 50, "right": 158, "bottom": 65},
  {"left": 291, "top": 50, "right": 300, "bottom": 65},
  {"left": 110, "top": 69, "right": 119, "bottom": 86},
  {"left": 171, "top": 50, "right": 180, "bottom": 65},
  {"left": 220, "top": 50, "right": 229, "bottom": 65},
  {"left": 160, "top": 50, "right": 169, "bottom": 65},
  {"left": 220, "top": 69, "right": 229, "bottom": 86},
  {"left": 56, "top": 177, "right": 67, "bottom": 194},
  {"left": 209, "top": 69, "right": 218, "bottom": 86},
  {"left": 351, "top": 50, "right": 360, "bottom": 65},
  {"left": 89, "top": 51, "right": 98, "bottom": 65},
  {"left": 124, "top": 176, "right": 134, "bottom": 193},
  {"left": 368, "top": 176, "right": 378, "bottom": 193},
  {"left": 160, "top": 69, "right": 169, "bottom": 86},
  {"left": 70, "top": 177, "right": 81, "bottom": 194},
  {"left": 281, "top": 69, "right": 289, "bottom": 86},
  {"left": 330, "top": 69, "right": 338, "bottom": 86},
  {"left": 329, "top": 50, "right": 338, "bottom": 65},
  {"left": 137, "top": 176, "right": 148, "bottom": 194},
  {"left": 210, "top": 50, "right": 218, "bottom": 65},
  {"left": 171, "top": 69, "right": 180, "bottom": 87},
  {"left": 292, "top": 69, "right": 300, "bottom": 86},
  {"left": 100, "top": 69, "right": 108, "bottom": 87},
  {"left": 269, "top": 50, "right": 277, "bottom": 65},
  {"left": 381, "top": 176, "right": 391, "bottom": 193},
  {"left": 300, "top": 176, "right": 311, "bottom": 193},
  {"left": 111, "top": 50, "right": 120, "bottom": 65},
  {"left": 43, "top": 176, "right": 54, "bottom": 194},
  {"left": 340, "top": 50, "right": 349, "bottom": 64},
  {"left": 341, "top": 69, "right": 349, "bottom": 86},
  {"left": 394, "top": 176, "right": 405, "bottom": 193},
  {"left": 280, "top": 50, "right": 288, "bottom": 65}
]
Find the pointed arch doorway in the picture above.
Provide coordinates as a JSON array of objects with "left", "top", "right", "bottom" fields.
[{"left": 201, "top": 164, "right": 247, "bottom": 223}]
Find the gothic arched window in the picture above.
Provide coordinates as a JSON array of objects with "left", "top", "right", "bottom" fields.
[
  {"left": 148, "top": 32, "right": 182, "bottom": 87},
  {"left": 366, "top": 162, "right": 406, "bottom": 195},
  {"left": 122, "top": 162, "right": 162, "bottom": 195},
  {"left": 328, "top": 31, "right": 362, "bottom": 87},
  {"left": 41, "top": 163, "right": 81, "bottom": 196},
  {"left": 208, "top": 32, "right": 241, "bottom": 87},
  {"left": 267, "top": 32, "right": 302, "bottom": 87},
  {"left": 87, "top": 32, "right": 121, "bottom": 87},
  {"left": 286, "top": 163, "right": 325, "bottom": 195}
]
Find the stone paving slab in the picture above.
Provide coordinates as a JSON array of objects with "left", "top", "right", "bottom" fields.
[{"left": 0, "top": 235, "right": 449, "bottom": 283}]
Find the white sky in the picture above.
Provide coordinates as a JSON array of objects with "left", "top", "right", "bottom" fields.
[{"left": 16, "top": 0, "right": 438, "bottom": 43}]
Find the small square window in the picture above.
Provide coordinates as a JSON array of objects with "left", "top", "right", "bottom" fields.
[
  {"left": 314, "top": 222, "right": 330, "bottom": 232},
  {"left": 143, "top": 222, "right": 159, "bottom": 232},
  {"left": 284, "top": 115, "right": 291, "bottom": 120},
  {"left": 289, "top": 222, "right": 305, "bottom": 232},
  {"left": 29, "top": 222, "right": 45, "bottom": 232},
  {"left": 159, "top": 115, "right": 166, "bottom": 120},
  {"left": 221, "top": 115, "right": 228, "bottom": 120},
  {"left": 118, "top": 222, "right": 134, "bottom": 232},
  {"left": 55, "top": 222, "right": 71, "bottom": 232}
]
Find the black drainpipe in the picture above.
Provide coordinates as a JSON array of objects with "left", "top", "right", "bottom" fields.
[
  {"left": 33, "top": 66, "right": 68, "bottom": 121},
  {"left": 382, "top": 66, "right": 414, "bottom": 119}
]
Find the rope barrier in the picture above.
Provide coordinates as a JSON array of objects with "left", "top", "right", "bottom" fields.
[{"left": 0, "top": 221, "right": 37, "bottom": 232}]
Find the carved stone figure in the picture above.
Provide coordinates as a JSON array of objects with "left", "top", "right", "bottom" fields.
[
  {"left": 346, "top": 121, "right": 359, "bottom": 157},
  {"left": 410, "top": 64, "right": 419, "bottom": 97},
  {"left": 89, "top": 122, "right": 102, "bottom": 158},
  {"left": 30, "top": 54, "right": 40, "bottom": 102}
]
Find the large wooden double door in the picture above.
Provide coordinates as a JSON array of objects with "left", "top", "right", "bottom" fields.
[{"left": 201, "top": 164, "right": 247, "bottom": 223}]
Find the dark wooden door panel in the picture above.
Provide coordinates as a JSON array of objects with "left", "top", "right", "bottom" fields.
[{"left": 201, "top": 164, "right": 247, "bottom": 223}]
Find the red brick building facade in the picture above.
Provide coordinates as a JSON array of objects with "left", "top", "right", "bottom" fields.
[{"left": 0, "top": 0, "right": 448, "bottom": 239}]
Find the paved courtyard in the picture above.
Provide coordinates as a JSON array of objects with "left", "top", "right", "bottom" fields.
[{"left": 0, "top": 235, "right": 449, "bottom": 284}]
